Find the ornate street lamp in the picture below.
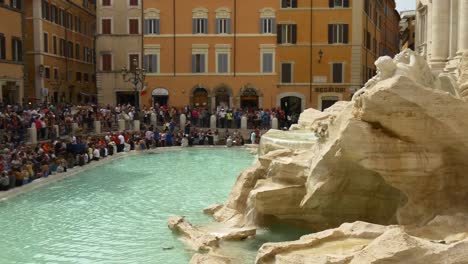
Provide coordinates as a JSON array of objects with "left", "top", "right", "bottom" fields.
[{"left": 121, "top": 58, "right": 146, "bottom": 111}]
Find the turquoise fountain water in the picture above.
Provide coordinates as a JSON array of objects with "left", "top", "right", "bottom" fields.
[{"left": 0, "top": 148, "right": 308, "bottom": 263}]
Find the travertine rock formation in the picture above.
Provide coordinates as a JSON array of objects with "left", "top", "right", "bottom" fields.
[
  {"left": 213, "top": 50, "right": 468, "bottom": 232},
  {"left": 256, "top": 219, "right": 468, "bottom": 264},
  {"left": 187, "top": 50, "right": 468, "bottom": 263}
]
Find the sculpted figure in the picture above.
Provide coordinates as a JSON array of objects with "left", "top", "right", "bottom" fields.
[
  {"left": 394, "top": 49, "right": 436, "bottom": 88},
  {"left": 353, "top": 49, "right": 438, "bottom": 102},
  {"left": 352, "top": 56, "right": 396, "bottom": 101}
]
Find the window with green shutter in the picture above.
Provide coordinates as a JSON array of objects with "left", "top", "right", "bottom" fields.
[
  {"left": 217, "top": 53, "right": 228, "bottom": 73},
  {"left": 144, "top": 19, "right": 160, "bottom": 35},
  {"left": 262, "top": 53, "right": 273, "bottom": 73}
]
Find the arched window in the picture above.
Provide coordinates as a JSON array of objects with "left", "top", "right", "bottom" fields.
[
  {"left": 144, "top": 8, "right": 160, "bottom": 35},
  {"left": 192, "top": 8, "right": 208, "bottom": 34},
  {"left": 215, "top": 8, "right": 231, "bottom": 34},
  {"left": 259, "top": 8, "right": 276, "bottom": 34}
]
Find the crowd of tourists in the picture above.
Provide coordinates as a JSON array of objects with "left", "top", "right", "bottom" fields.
[{"left": 0, "top": 102, "right": 276, "bottom": 192}]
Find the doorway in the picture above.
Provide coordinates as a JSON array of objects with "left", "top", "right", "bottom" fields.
[
  {"left": 214, "top": 86, "right": 231, "bottom": 108},
  {"left": 240, "top": 87, "right": 259, "bottom": 110},
  {"left": 116, "top": 91, "right": 136, "bottom": 106},
  {"left": 281, "top": 96, "right": 302, "bottom": 116},
  {"left": 192, "top": 87, "right": 209, "bottom": 108},
  {"left": 152, "top": 88, "right": 169, "bottom": 107},
  {"left": 321, "top": 96, "right": 339, "bottom": 111}
]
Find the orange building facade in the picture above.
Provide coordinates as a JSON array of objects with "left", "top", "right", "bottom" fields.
[
  {"left": 24, "top": 0, "right": 96, "bottom": 104},
  {"left": 0, "top": 1, "right": 24, "bottom": 105},
  {"left": 96, "top": 0, "right": 400, "bottom": 113}
]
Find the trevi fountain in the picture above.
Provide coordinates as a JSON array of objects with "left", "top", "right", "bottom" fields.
[{"left": 168, "top": 49, "right": 468, "bottom": 263}]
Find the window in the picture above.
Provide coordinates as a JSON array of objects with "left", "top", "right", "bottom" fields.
[
  {"left": 277, "top": 24, "right": 297, "bottom": 44},
  {"left": 329, "top": 0, "right": 349, "bottom": 8},
  {"left": 129, "top": 54, "right": 139, "bottom": 71},
  {"left": 67, "top": 41, "right": 73, "bottom": 58},
  {"left": 102, "top": 18, "right": 111, "bottom": 34},
  {"left": 332, "top": 63, "right": 343, "bottom": 83},
  {"left": 328, "top": 24, "right": 349, "bottom": 44},
  {"left": 129, "top": 19, "right": 139, "bottom": 34},
  {"left": 52, "top": 36, "right": 57, "bottom": 54},
  {"left": 192, "top": 54, "right": 206, "bottom": 73},
  {"left": 102, "top": 53, "right": 112, "bottom": 71},
  {"left": 67, "top": 12, "right": 73, "bottom": 29},
  {"left": 59, "top": 38, "right": 65, "bottom": 56},
  {"left": 50, "top": 5, "right": 56, "bottom": 22},
  {"left": 45, "top": 67, "right": 50, "bottom": 79},
  {"left": 216, "top": 18, "right": 231, "bottom": 34},
  {"left": 10, "top": 0, "right": 21, "bottom": 9},
  {"left": 11, "top": 38, "right": 22, "bottom": 61},
  {"left": 84, "top": 47, "right": 89, "bottom": 61},
  {"left": 75, "top": 43, "right": 80, "bottom": 59},
  {"left": 193, "top": 18, "right": 208, "bottom": 34},
  {"left": 144, "top": 54, "right": 158, "bottom": 73},
  {"left": 0, "top": 34, "right": 4, "bottom": 60},
  {"left": 217, "top": 53, "right": 229, "bottom": 73},
  {"left": 260, "top": 18, "right": 275, "bottom": 34},
  {"left": 281, "top": 0, "right": 297, "bottom": 8},
  {"left": 366, "top": 31, "right": 371, "bottom": 49},
  {"left": 129, "top": 0, "right": 138, "bottom": 6},
  {"left": 76, "top": 72, "right": 82, "bottom": 82},
  {"left": 144, "top": 19, "right": 160, "bottom": 35},
  {"left": 102, "top": 0, "right": 111, "bottom": 6},
  {"left": 75, "top": 16, "right": 81, "bottom": 32},
  {"left": 262, "top": 53, "right": 273, "bottom": 73},
  {"left": 42, "top": 0, "right": 50, "bottom": 20},
  {"left": 43, "top": 32, "right": 49, "bottom": 53},
  {"left": 281, "top": 63, "right": 293, "bottom": 83},
  {"left": 373, "top": 38, "right": 377, "bottom": 54},
  {"left": 58, "top": 9, "right": 64, "bottom": 26},
  {"left": 84, "top": 73, "right": 89, "bottom": 82},
  {"left": 53, "top": 68, "right": 58, "bottom": 80}
]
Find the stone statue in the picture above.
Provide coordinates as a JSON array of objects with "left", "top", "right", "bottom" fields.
[{"left": 352, "top": 49, "right": 439, "bottom": 102}]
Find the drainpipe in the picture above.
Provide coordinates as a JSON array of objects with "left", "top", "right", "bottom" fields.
[
  {"left": 64, "top": 6, "right": 71, "bottom": 103},
  {"left": 309, "top": 0, "right": 313, "bottom": 103},
  {"left": 173, "top": 0, "right": 176, "bottom": 77},
  {"left": 21, "top": 1, "right": 26, "bottom": 105},
  {"left": 364, "top": 2, "right": 368, "bottom": 86},
  {"left": 141, "top": 0, "right": 144, "bottom": 109},
  {"left": 233, "top": 0, "right": 237, "bottom": 77}
]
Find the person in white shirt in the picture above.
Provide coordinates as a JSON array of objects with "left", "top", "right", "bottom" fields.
[
  {"left": 93, "top": 147, "right": 100, "bottom": 161},
  {"left": 117, "top": 133, "right": 125, "bottom": 152}
]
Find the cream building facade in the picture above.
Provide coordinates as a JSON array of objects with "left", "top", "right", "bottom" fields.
[
  {"left": 416, "top": 0, "right": 468, "bottom": 75},
  {"left": 95, "top": 0, "right": 142, "bottom": 105}
]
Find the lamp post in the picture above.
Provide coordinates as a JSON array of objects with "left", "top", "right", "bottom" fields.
[{"left": 121, "top": 58, "right": 146, "bottom": 111}]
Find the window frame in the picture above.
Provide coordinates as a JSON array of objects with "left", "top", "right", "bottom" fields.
[
  {"left": 43, "top": 32, "right": 49, "bottom": 53},
  {"left": 331, "top": 62, "right": 344, "bottom": 83},
  {"left": 281, "top": 0, "right": 298, "bottom": 9},
  {"left": 101, "top": 53, "right": 113, "bottom": 72},
  {"left": 11, "top": 37, "right": 22, "bottom": 62},
  {"left": 280, "top": 62, "right": 293, "bottom": 83},
  {"left": 128, "top": 18, "right": 140, "bottom": 35},
  {"left": 101, "top": 17, "right": 112, "bottom": 34}
]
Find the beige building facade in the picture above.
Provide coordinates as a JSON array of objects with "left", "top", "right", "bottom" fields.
[
  {"left": 95, "top": 0, "right": 142, "bottom": 106},
  {"left": 0, "top": 1, "right": 24, "bottom": 105}
]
